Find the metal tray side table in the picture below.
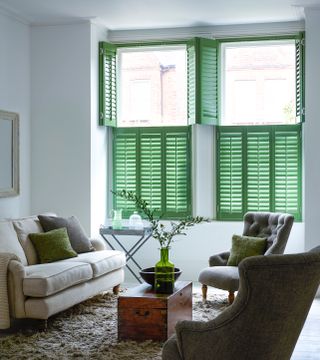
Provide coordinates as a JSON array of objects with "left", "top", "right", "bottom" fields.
[{"left": 99, "top": 225, "right": 152, "bottom": 283}]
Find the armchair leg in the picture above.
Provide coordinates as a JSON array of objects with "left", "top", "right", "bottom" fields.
[
  {"left": 228, "top": 291, "right": 235, "bottom": 304},
  {"left": 202, "top": 284, "right": 208, "bottom": 302},
  {"left": 113, "top": 284, "right": 120, "bottom": 295}
]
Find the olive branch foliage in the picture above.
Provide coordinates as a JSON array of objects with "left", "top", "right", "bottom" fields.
[{"left": 112, "top": 190, "right": 210, "bottom": 249}]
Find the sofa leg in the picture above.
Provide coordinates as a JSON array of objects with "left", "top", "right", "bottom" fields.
[
  {"left": 113, "top": 284, "right": 120, "bottom": 295},
  {"left": 202, "top": 284, "right": 208, "bottom": 302},
  {"left": 228, "top": 291, "right": 235, "bottom": 305}
]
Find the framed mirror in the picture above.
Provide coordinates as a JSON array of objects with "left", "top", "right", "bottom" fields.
[{"left": 0, "top": 110, "right": 19, "bottom": 197}]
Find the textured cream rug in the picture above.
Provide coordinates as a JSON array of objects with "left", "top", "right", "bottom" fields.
[{"left": 0, "top": 289, "right": 228, "bottom": 360}]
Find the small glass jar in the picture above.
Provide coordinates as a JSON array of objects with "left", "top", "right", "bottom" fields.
[{"left": 129, "top": 211, "right": 143, "bottom": 230}]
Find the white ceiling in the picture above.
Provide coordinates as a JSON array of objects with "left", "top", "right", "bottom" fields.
[{"left": 0, "top": 0, "right": 319, "bottom": 30}]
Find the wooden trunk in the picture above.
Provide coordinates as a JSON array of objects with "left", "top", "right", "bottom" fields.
[{"left": 118, "top": 281, "right": 192, "bottom": 342}]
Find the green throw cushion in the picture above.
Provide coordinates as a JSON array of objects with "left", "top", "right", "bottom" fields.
[
  {"left": 29, "top": 228, "right": 78, "bottom": 264},
  {"left": 227, "top": 234, "right": 267, "bottom": 266}
]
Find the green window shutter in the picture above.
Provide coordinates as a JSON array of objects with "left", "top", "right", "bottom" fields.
[
  {"left": 140, "top": 130, "right": 163, "bottom": 212},
  {"left": 164, "top": 128, "right": 191, "bottom": 218},
  {"left": 187, "top": 40, "right": 196, "bottom": 125},
  {"left": 113, "top": 129, "right": 138, "bottom": 216},
  {"left": 198, "top": 38, "right": 219, "bottom": 125},
  {"left": 246, "top": 130, "right": 271, "bottom": 211},
  {"left": 217, "top": 128, "right": 243, "bottom": 219},
  {"left": 187, "top": 38, "right": 218, "bottom": 125},
  {"left": 295, "top": 32, "right": 305, "bottom": 123},
  {"left": 274, "top": 126, "right": 302, "bottom": 220},
  {"left": 99, "top": 42, "right": 117, "bottom": 127},
  {"left": 113, "top": 127, "right": 192, "bottom": 219}
]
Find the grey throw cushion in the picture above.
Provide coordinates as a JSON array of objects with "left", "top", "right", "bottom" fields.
[{"left": 38, "top": 215, "right": 94, "bottom": 253}]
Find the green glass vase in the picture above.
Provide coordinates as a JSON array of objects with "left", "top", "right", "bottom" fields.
[{"left": 154, "top": 247, "right": 175, "bottom": 294}]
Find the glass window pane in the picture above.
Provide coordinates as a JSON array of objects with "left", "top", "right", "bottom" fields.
[
  {"left": 222, "top": 41, "right": 296, "bottom": 125},
  {"left": 118, "top": 46, "right": 187, "bottom": 127}
]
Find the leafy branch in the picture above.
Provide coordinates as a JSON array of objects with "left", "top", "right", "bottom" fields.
[{"left": 112, "top": 189, "right": 210, "bottom": 249}]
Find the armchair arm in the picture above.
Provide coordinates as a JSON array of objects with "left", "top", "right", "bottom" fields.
[
  {"left": 90, "top": 237, "right": 107, "bottom": 251},
  {"left": 209, "top": 251, "right": 230, "bottom": 266},
  {"left": 175, "top": 320, "right": 220, "bottom": 360}
]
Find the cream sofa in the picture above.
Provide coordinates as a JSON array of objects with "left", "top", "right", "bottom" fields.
[{"left": 0, "top": 214, "right": 126, "bottom": 329}]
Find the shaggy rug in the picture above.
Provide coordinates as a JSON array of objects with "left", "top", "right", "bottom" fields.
[{"left": 0, "top": 289, "right": 228, "bottom": 360}]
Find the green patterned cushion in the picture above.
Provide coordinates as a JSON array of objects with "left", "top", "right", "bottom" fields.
[
  {"left": 227, "top": 234, "right": 267, "bottom": 266},
  {"left": 29, "top": 227, "right": 78, "bottom": 264}
]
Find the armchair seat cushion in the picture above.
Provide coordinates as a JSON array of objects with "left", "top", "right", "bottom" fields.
[
  {"left": 60, "top": 250, "right": 126, "bottom": 278},
  {"left": 23, "top": 262, "right": 93, "bottom": 297},
  {"left": 198, "top": 266, "right": 239, "bottom": 292}
]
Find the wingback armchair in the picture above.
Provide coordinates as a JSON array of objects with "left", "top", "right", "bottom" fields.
[
  {"left": 163, "top": 251, "right": 320, "bottom": 360},
  {"left": 199, "top": 212, "right": 294, "bottom": 303}
]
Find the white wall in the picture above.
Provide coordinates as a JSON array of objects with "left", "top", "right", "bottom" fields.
[
  {"left": 304, "top": 8, "right": 320, "bottom": 251},
  {"left": 0, "top": 11, "right": 31, "bottom": 218},
  {"left": 31, "top": 22, "right": 92, "bottom": 231},
  {"left": 90, "top": 23, "right": 109, "bottom": 237}
]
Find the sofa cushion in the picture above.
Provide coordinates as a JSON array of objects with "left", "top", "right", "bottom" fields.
[
  {"left": 29, "top": 228, "right": 78, "bottom": 264},
  {"left": 38, "top": 215, "right": 94, "bottom": 254},
  {"left": 23, "top": 261, "right": 93, "bottom": 297},
  {"left": 61, "top": 250, "right": 126, "bottom": 278},
  {"left": 13, "top": 218, "right": 43, "bottom": 265},
  {"left": 0, "top": 221, "right": 28, "bottom": 265}
]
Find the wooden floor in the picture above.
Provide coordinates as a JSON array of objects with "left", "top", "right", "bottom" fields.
[{"left": 291, "top": 298, "right": 320, "bottom": 360}]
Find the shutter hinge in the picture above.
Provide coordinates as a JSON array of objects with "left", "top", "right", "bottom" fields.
[
  {"left": 100, "top": 47, "right": 104, "bottom": 55},
  {"left": 99, "top": 112, "right": 104, "bottom": 120},
  {"left": 301, "top": 38, "right": 305, "bottom": 47},
  {"left": 301, "top": 107, "right": 305, "bottom": 116}
]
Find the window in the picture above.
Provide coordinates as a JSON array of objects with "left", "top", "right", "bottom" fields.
[
  {"left": 118, "top": 46, "right": 187, "bottom": 127},
  {"left": 113, "top": 127, "right": 191, "bottom": 219},
  {"left": 217, "top": 125, "right": 302, "bottom": 221},
  {"left": 221, "top": 40, "right": 301, "bottom": 125}
]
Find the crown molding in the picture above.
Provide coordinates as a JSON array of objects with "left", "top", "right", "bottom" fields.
[
  {"left": 0, "top": 3, "right": 31, "bottom": 25},
  {"left": 108, "top": 21, "right": 305, "bottom": 43}
]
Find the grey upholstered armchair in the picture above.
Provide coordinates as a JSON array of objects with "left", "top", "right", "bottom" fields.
[
  {"left": 199, "top": 212, "right": 294, "bottom": 303},
  {"left": 163, "top": 251, "right": 320, "bottom": 360}
]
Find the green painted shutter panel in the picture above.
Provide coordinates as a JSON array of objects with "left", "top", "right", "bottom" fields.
[
  {"left": 187, "top": 38, "right": 218, "bottom": 125},
  {"left": 165, "top": 128, "right": 191, "bottom": 217},
  {"left": 113, "top": 129, "right": 138, "bottom": 215},
  {"left": 274, "top": 126, "right": 301, "bottom": 219},
  {"left": 198, "top": 38, "right": 219, "bottom": 125},
  {"left": 140, "top": 130, "right": 163, "bottom": 212},
  {"left": 217, "top": 129, "right": 243, "bottom": 219},
  {"left": 187, "top": 40, "right": 196, "bottom": 125},
  {"left": 246, "top": 130, "right": 271, "bottom": 211},
  {"left": 99, "top": 42, "right": 117, "bottom": 127},
  {"left": 295, "top": 32, "right": 305, "bottom": 123}
]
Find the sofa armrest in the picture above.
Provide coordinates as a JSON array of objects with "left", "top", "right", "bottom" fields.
[
  {"left": 90, "top": 238, "right": 107, "bottom": 251},
  {"left": 8, "top": 260, "right": 26, "bottom": 318},
  {"left": 209, "top": 251, "right": 230, "bottom": 266}
]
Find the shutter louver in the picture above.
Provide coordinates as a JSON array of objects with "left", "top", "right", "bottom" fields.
[
  {"left": 274, "top": 127, "right": 301, "bottom": 219},
  {"left": 295, "top": 32, "right": 305, "bottom": 123},
  {"left": 99, "top": 42, "right": 117, "bottom": 127},
  {"left": 218, "top": 129, "right": 243, "bottom": 219},
  {"left": 140, "top": 131, "right": 162, "bottom": 211},
  {"left": 165, "top": 129, "right": 191, "bottom": 216},
  {"left": 113, "top": 129, "right": 137, "bottom": 215},
  {"left": 247, "top": 131, "right": 271, "bottom": 211}
]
